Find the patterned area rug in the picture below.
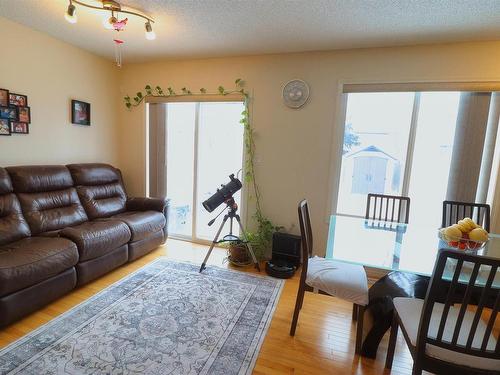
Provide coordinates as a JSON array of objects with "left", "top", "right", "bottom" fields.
[{"left": 0, "top": 259, "right": 284, "bottom": 375}]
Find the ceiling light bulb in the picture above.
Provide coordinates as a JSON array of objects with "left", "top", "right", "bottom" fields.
[
  {"left": 145, "top": 21, "right": 156, "bottom": 40},
  {"left": 64, "top": 3, "right": 77, "bottom": 24}
]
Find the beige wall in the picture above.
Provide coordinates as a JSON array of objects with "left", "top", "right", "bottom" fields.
[
  {"left": 117, "top": 41, "right": 500, "bottom": 254},
  {"left": 0, "top": 17, "right": 120, "bottom": 167}
]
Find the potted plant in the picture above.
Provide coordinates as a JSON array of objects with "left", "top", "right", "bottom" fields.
[{"left": 227, "top": 241, "right": 251, "bottom": 266}]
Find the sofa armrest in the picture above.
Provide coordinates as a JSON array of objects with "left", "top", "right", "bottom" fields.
[
  {"left": 126, "top": 197, "right": 170, "bottom": 239},
  {"left": 126, "top": 197, "right": 170, "bottom": 215}
]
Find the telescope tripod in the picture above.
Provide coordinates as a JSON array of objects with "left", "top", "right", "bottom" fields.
[{"left": 199, "top": 198, "right": 260, "bottom": 273}]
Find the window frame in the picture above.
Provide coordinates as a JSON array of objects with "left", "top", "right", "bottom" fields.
[{"left": 326, "top": 80, "right": 500, "bottom": 223}]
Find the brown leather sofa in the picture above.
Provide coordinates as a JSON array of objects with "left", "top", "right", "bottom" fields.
[{"left": 0, "top": 163, "right": 169, "bottom": 327}]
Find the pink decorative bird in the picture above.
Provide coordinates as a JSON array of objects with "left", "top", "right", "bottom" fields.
[{"left": 113, "top": 18, "right": 128, "bottom": 31}]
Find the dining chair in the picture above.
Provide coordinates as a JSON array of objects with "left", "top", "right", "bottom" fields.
[
  {"left": 442, "top": 200, "right": 491, "bottom": 232},
  {"left": 365, "top": 193, "right": 411, "bottom": 224},
  {"left": 290, "top": 199, "right": 369, "bottom": 354},
  {"left": 385, "top": 249, "right": 500, "bottom": 375}
]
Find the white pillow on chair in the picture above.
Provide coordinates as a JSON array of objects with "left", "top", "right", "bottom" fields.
[{"left": 306, "top": 256, "right": 369, "bottom": 306}]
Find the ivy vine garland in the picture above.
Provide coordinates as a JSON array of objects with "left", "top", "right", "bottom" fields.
[{"left": 124, "top": 79, "right": 279, "bottom": 260}]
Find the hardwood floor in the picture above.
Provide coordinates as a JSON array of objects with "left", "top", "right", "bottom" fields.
[{"left": 0, "top": 239, "right": 494, "bottom": 374}]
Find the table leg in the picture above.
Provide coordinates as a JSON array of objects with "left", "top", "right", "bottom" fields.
[{"left": 360, "top": 271, "right": 430, "bottom": 358}]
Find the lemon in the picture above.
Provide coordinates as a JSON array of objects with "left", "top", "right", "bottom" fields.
[
  {"left": 462, "top": 217, "right": 478, "bottom": 230},
  {"left": 444, "top": 225, "right": 462, "bottom": 241},
  {"left": 468, "top": 228, "right": 489, "bottom": 242},
  {"left": 456, "top": 221, "right": 470, "bottom": 233}
]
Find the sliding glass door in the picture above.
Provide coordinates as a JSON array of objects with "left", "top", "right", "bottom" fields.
[{"left": 165, "top": 101, "right": 245, "bottom": 242}]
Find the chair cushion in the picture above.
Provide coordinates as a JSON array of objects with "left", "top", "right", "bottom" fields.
[
  {"left": 0, "top": 237, "right": 78, "bottom": 297},
  {"left": 59, "top": 220, "right": 131, "bottom": 262},
  {"left": 306, "top": 256, "right": 368, "bottom": 306},
  {"left": 394, "top": 297, "right": 499, "bottom": 371},
  {"left": 112, "top": 211, "right": 166, "bottom": 242}
]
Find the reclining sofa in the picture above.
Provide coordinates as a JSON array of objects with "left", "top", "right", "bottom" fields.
[{"left": 0, "top": 163, "right": 169, "bottom": 327}]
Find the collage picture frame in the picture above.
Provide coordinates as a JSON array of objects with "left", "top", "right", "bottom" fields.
[{"left": 0, "top": 88, "right": 30, "bottom": 136}]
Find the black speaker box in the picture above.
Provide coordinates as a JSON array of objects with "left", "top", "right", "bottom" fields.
[{"left": 271, "top": 232, "right": 301, "bottom": 268}]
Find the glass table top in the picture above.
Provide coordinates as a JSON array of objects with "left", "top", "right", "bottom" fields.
[{"left": 325, "top": 215, "right": 500, "bottom": 286}]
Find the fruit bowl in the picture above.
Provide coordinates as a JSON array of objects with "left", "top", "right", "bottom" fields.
[{"left": 438, "top": 228, "right": 488, "bottom": 253}]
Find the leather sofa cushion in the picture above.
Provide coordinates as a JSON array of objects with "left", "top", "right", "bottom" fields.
[
  {"left": 60, "top": 220, "right": 131, "bottom": 262},
  {"left": 67, "top": 163, "right": 122, "bottom": 186},
  {"left": 76, "top": 183, "right": 127, "bottom": 220},
  {"left": 0, "top": 237, "right": 78, "bottom": 297},
  {"left": 0, "top": 168, "right": 13, "bottom": 195},
  {"left": 6, "top": 165, "right": 74, "bottom": 193},
  {"left": 67, "top": 164, "right": 127, "bottom": 219},
  {"left": 16, "top": 188, "right": 88, "bottom": 235},
  {"left": 112, "top": 211, "right": 166, "bottom": 242},
  {"left": 0, "top": 193, "right": 31, "bottom": 246}
]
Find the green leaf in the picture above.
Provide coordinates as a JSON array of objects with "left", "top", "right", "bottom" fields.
[
  {"left": 125, "top": 102, "right": 132, "bottom": 109},
  {"left": 218, "top": 86, "right": 225, "bottom": 94},
  {"left": 235, "top": 78, "right": 243, "bottom": 87},
  {"left": 133, "top": 97, "right": 139, "bottom": 102},
  {"left": 137, "top": 92, "right": 143, "bottom": 98},
  {"left": 145, "top": 85, "right": 151, "bottom": 90},
  {"left": 124, "top": 96, "right": 130, "bottom": 101},
  {"left": 200, "top": 88, "right": 207, "bottom": 93},
  {"left": 181, "top": 87, "right": 188, "bottom": 93}
]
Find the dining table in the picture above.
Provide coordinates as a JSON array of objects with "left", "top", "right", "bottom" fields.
[{"left": 325, "top": 214, "right": 500, "bottom": 358}]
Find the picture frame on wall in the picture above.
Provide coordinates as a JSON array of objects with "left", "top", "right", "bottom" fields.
[
  {"left": 18, "top": 107, "right": 30, "bottom": 123},
  {"left": 0, "top": 106, "right": 18, "bottom": 120},
  {"left": 11, "top": 122, "right": 29, "bottom": 134},
  {"left": 0, "top": 89, "right": 9, "bottom": 107},
  {"left": 9, "top": 93, "right": 28, "bottom": 107},
  {"left": 71, "top": 100, "right": 91, "bottom": 126},
  {"left": 0, "top": 118, "right": 11, "bottom": 136}
]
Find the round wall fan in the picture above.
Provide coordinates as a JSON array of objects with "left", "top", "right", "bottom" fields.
[{"left": 282, "top": 79, "right": 310, "bottom": 109}]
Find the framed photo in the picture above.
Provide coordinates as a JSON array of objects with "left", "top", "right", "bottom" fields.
[
  {"left": 0, "top": 118, "right": 11, "bottom": 136},
  {"left": 0, "top": 89, "right": 9, "bottom": 107},
  {"left": 0, "top": 106, "right": 18, "bottom": 120},
  {"left": 9, "top": 93, "right": 28, "bottom": 107},
  {"left": 17, "top": 106, "right": 30, "bottom": 123},
  {"left": 11, "top": 122, "right": 29, "bottom": 134},
  {"left": 71, "top": 100, "right": 90, "bottom": 126}
]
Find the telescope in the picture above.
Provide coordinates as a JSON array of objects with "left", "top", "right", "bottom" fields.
[
  {"left": 199, "top": 173, "right": 260, "bottom": 273},
  {"left": 202, "top": 174, "right": 242, "bottom": 213}
]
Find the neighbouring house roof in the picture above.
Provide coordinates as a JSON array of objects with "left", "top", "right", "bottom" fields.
[{"left": 345, "top": 145, "right": 396, "bottom": 160}]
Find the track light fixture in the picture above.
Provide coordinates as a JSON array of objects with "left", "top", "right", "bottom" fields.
[
  {"left": 64, "top": 1, "right": 77, "bottom": 24},
  {"left": 145, "top": 21, "right": 156, "bottom": 40},
  {"left": 64, "top": 0, "right": 156, "bottom": 41}
]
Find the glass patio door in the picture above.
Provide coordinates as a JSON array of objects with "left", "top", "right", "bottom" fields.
[{"left": 165, "top": 101, "right": 245, "bottom": 243}]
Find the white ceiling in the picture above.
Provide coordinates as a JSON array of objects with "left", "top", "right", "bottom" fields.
[{"left": 1, "top": 0, "right": 500, "bottom": 62}]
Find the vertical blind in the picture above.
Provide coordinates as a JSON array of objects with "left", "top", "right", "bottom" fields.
[{"left": 148, "top": 103, "right": 167, "bottom": 198}]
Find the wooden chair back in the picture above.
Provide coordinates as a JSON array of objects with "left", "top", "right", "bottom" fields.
[
  {"left": 365, "top": 193, "right": 411, "bottom": 224},
  {"left": 298, "top": 199, "right": 313, "bottom": 276},
  {"left": 416, "top": 249, "right": 499, "bottom": 365},
  {"left": 442, "top": 201, "right": 491, "bottom": 232}
]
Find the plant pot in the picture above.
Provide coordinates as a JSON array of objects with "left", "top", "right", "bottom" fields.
[{"left": 228, "top": 242, "right": 251, "bottom": 266}]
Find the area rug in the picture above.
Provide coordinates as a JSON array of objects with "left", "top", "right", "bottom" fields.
[{"left": 0, "top": 259, "right": 284, "bottom": 375}]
